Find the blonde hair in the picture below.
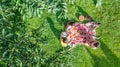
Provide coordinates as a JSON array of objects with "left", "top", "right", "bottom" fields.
[{"left": 60, "top": 37, "right": 69, "bottom": 47}]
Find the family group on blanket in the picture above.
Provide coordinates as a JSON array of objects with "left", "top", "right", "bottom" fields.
[{"left": 60, "top": 16, "right": 100, "bottom": 50}]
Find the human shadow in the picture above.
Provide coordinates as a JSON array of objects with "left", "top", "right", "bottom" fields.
[
  {"left": 100, "top": 40, "right": 120, "bottom": 67},
  {"left": 47, "top": 17, "right": 77, "bottom": 40},
  {"left": 86, "top": 40, "right": 120, "bottom": 67},
  {"left": 93, "top": 0, "right": 97, "bottom": 5},
  {"left": 75, "top": 6, "right": 95, "bottom": 23},
  {"left": 47, "top": 17, "right": 61, "bottom": 40},
  {"left": 75, "top": 6, "right": 89, "bottom": 18},
  {"left": 86, "top": 48, "right": 110, "bottom": 67}
]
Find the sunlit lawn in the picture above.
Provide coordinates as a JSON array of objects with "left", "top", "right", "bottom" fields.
[{"left": 27, "top": 0, "right": 120, "bottom": 67}]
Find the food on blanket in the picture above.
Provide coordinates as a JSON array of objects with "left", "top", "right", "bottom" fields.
[
  {"left": 86, "top": 16, "right": 93, "bottom": 21},
  {"left": 79, "top": 15, "right": 84, "bottom": 21},
  {"left": 89, "top": 41, "right": 100, "bottom": 49},
  {"left": 60, "top": 21, "right": 100, "bottom": 49},
  {"left": 85, "top": 22, "right": 100, "bottom": 39},
  {"left": 77, "top": 30, "right": 83, "bottom": 35}
]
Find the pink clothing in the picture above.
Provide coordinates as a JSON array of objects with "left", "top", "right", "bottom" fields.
[{"left": 66, "top": 23, "right": 96, "bottom": 45}]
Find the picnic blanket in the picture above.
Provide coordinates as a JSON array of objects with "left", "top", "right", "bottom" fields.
[{"left": 66, "top": 22, "right": 96, "bottom": 45}]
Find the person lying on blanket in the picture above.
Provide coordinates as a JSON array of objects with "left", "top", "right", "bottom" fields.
[{"left": 60, "top": 22, "right": 100, "bottom": 49}]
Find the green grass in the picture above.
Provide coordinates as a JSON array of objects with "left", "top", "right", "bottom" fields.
[
  {"left": 1, "top": 0, "right": 119, "bottom": 67},
  {"left": 26, "top": 0, "right": 120, "bottom": 67},
  {"left": 27, "top": 0, "right": 120, "bottom": 67}
]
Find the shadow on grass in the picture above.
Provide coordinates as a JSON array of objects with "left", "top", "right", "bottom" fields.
[
  {"left": 47, "top": 17, "right": 61, "bottom": 40},
  {"left": 86, "top": 40, "right": 120, "bottom": 67},
  {"left": 77, "top": 5, "right": 120, "bottom": 66},
  {"left": 93, "top": 0, "right": 97, "bottom": 5},
  {"left": 100, "top": 40, "right": 120, "bottom": 67},
  {"left": 86, "top": 48, "right": 110, "bottom": 67},
  {"left": 75, "top": 6, "right": 89, "bottom": 18},
  {"left": 75, "top": 6, "right": 89, "bottom": 23},
  {"left": 47, "top": 17, "right": 76, "bottom": 40},
  {"left": 75, "top": 6, "right": 95, "bottom": 23}
]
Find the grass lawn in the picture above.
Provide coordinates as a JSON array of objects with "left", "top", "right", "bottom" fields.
[
  {"left": 27, "top": 0, "right": 120, "bottom": 67},
  {"left": 1, "top": 0, "right": 120, "bottom": 67}
]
